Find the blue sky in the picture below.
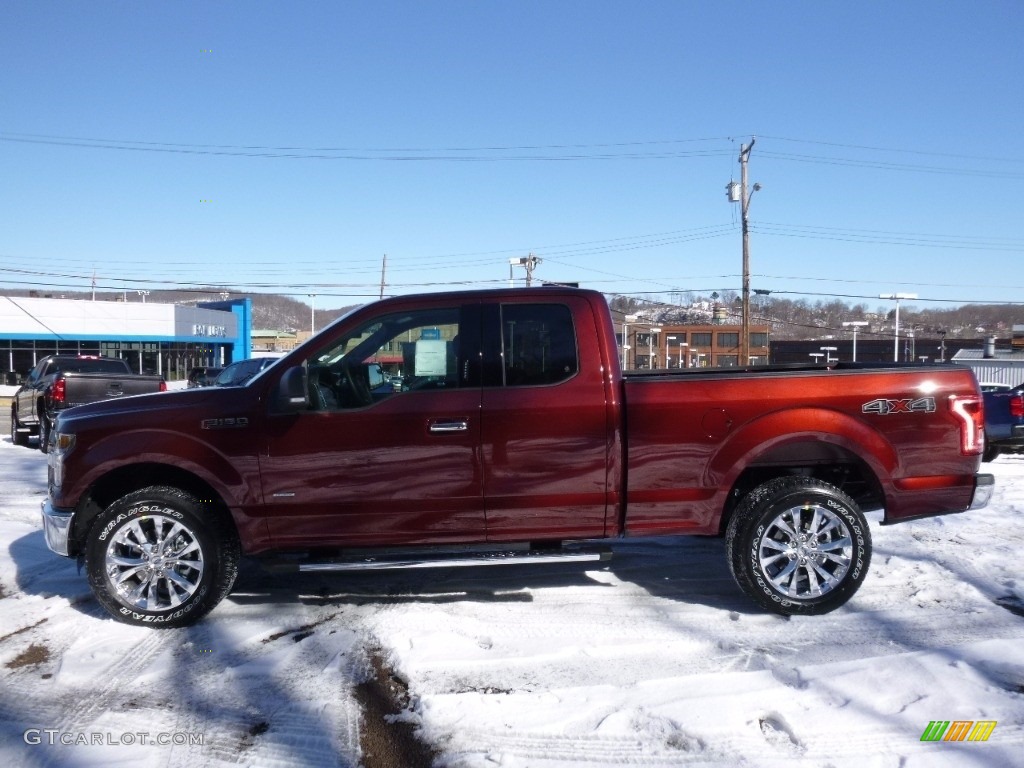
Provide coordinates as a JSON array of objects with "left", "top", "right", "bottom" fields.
[{"left": 2, "top": 1, "right": 1022, "bottom": 312}]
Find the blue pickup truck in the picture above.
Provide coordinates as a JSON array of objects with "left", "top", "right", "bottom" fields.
[{"left": 982, "top": 382, "right": 1024, "bottom": 461}]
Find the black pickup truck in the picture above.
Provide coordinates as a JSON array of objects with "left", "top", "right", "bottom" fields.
[{"left": 10, "top": 355, "right": 166, "bottom": 452}]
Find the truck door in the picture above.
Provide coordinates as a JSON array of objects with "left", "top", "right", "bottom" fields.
[
  {"left": 480, "top": 299, "right": 613, "bottom": 541},
  {"left": 18, "top": 358, "right": 49, "bottom": 424},
  {"left": 260, "top": 302, "right": 485, "bottom": 548}
]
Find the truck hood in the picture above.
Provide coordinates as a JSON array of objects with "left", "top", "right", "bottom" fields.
[{"left": 54, "top": 386, "right": 249, "bottom": 428}]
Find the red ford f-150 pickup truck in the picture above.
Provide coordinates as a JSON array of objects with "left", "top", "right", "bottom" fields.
[{"left": 40, "top": 288, "right": 993, "bottom": 627}]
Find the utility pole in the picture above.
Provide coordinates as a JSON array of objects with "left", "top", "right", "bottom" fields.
[
  {"left": 729, "top": 139, "right": 760, "bottom": 366},
  {"left": 379, "top": 254, "right": 387, "bottom": 299},
  {"left": 525, "top": 252, "right": 540, "bottom": 287},
  {"left": 509, "top": 253, "right": 542, "bottom": 287}
]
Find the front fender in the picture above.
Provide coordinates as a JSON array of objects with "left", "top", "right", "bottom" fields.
[{"left": 66, "top": 428, "right": 260, "bottom": 509}]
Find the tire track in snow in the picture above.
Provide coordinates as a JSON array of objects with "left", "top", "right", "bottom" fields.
[{"left": 164, "top": 612, "right": 365, "bottom": 768}]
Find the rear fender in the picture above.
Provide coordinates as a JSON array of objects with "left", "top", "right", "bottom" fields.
[{"left": 706, "top": 407, "right": 897, "bottom": 497}]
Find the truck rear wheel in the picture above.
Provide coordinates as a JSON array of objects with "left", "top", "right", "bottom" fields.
[
  {"left": 726, "top": 477, "right": 872, "bottom": 615},
  {"left": 85, "top": 486, "right": 240, "bottom": 628}
]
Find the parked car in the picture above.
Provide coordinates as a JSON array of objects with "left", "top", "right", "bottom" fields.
[
  {"left": 212, "top": 357, "right": 277, "bottom": 387},
  {"left": 40, "top": 287, "right": 991, "bottom": 627},
  {"left": 186, "top": 366, "right": 223, "bottom": 388}
]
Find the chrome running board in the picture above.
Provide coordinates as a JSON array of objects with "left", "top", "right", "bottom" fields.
[{"left": 263, "top": 547, "right": 611, "bottom": 574}]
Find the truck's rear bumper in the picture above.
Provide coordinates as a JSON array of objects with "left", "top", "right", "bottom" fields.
[
  {"left": 882, "top": 472, "right": 994, "bottom": 525},
  {"left": 970, "top": 473, "right": 995, "bottom": 510},
  {"left": 40, "top": 500, "right": 74, "bottom": 557}
]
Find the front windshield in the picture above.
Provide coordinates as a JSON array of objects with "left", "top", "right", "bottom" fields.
[{"left": 214, "top": 358, "right": 276, "bottom": 386}]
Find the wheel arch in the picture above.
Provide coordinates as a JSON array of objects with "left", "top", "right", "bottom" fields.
[
  {"left": 70, "top": 464, "right": 237, "bottom": 557},
  {"left": 715, "top": 418, "right": 890, "bottom": 536}
]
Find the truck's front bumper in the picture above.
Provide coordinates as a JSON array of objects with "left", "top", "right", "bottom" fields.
[
  {"left": 41, "top": 500, "right": 74, "bottom": 557},
  {"left": 970, "top": 473, "right": 995, "bottom": 510}
]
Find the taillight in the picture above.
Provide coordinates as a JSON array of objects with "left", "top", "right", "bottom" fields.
[
  {"left": 1010, "top": 394, "right": 1024, "bottom": 419},
  {"left": 52, "top": 379, "right": 66, "bottom": 404},
  {"left": 949, "top": 395, "right": 984, "bottom": 455}
]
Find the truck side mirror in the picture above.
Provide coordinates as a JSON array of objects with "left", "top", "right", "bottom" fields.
[{"left": 273, "top": 366, "right": 309, "bottom": 413}]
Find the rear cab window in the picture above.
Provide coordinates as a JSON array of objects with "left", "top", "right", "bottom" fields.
[{"left": 498, "top": 303, "right": 578, "bottom": 387}]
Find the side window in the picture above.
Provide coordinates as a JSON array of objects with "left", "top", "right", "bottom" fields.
[
  {"left": 306, "top": 307, "right": 461, "bottom": 410},
  {"left": 28, "top": 360, "right": 47, "bottom": 383},
  {"left": 501, "top": 304, "right": 578, "bottom": 387}
]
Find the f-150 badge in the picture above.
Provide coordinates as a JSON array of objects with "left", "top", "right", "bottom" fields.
[{"left": 201, "top": 417, "right": 250, "bottom": 430}]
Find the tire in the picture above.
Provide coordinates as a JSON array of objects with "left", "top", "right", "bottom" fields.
[
  {"left": 982, "top": 442, "right": 1000, "bottom": 463},
  {"left": 10, "top": 406, "right": 28, "bottom": 447},
  {"left": 726, "top": 476, "right": 872, "bottom": 616},
  {"left": 85, "top": 486, "right": 240, "bottom": 628},
  {"left": 38, "top": 414, "right": 51, "bottom": 454}
]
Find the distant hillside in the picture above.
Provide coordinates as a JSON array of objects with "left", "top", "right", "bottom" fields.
[
  {"left": 611, "top": 294, "right": 1023, "bottom": 342},
  {"left": 10, "top": 287, "right": 1022, "bottom": 342}
]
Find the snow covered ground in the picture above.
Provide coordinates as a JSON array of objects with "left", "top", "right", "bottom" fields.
[{"left": 1, "top": 433, "right": 1023, "bottom": 767}]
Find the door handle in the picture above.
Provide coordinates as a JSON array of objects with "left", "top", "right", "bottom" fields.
[{"left": 429, "top": 419, "right": 469, "bottom": 433}]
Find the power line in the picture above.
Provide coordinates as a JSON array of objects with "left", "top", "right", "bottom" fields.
[
  {"left": 4, "top": 130, "right": 1017, "bottom": 177},
  {"left": 753, "top": 222, "right": 1024, "bottom": 252},
  {"left": 757, "top": 150, "right": 1023, "bottom": 179},
  {"left": 0, "top": 132, "right": 734, "bottom": 162},
  {"left": 757, "top": 134, "right": 1018, "bottom": 165}
]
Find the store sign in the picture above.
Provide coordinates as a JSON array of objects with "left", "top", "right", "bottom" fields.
[{"left": 193, "top": 324, "right": 227, "bottom": 337}]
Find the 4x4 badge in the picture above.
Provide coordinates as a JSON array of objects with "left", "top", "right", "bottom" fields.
[{"left": 862, "top": 397, "right": 936, "bottom": 415}]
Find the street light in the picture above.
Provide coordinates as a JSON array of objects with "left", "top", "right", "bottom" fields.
[
  {"left": 879, "top": 293, "right": 918, "bottom": 362},
  {"left": 622, "top": 314, "right": 638, "bottom": 370},
  {"left": 809, "top": 352, "right": 824, "bottom": 364},
  {"left": 648, "top": 327, "right": 661, "bottom": 369},
  {"left": 820, "top": 346, "right": 837, "bottom": 364},
  {"left": 842, "top": 321, "right": 869, "bottom": 362},
  {"left": 666, "top": 335, "right": 679, "bottom": 368}
]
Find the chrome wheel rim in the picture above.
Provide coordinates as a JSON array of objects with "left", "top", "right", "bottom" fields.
[
  {"left": 105, "top": 514, "right": 205, "bottom": 611},
  {"left": 756, "top": 503, "right": 852, "bottom": 600}
]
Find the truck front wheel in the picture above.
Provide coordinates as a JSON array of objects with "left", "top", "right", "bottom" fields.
[
  {"left": 726, "top": 477, "right": 872, "bottom": 616},
  {"left": 10, "top": 406, "right": 28, "bottom": 447},
  {"left": 38, "top": 414, "right": 51, "bottom": 453},
  {"left": 85, "top": 486, "right": 240, "bottom": 628}
]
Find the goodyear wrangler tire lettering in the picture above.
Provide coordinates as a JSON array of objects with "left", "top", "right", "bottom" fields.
[
  {"left": 726, "top": 477, "right": 873, "bottom": 616},
  {"left": 97, "top": 506, "right": 183, "bottom": 542},
  {"left": 85, "top": 486, "right": 240, "bottom": 629}
]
